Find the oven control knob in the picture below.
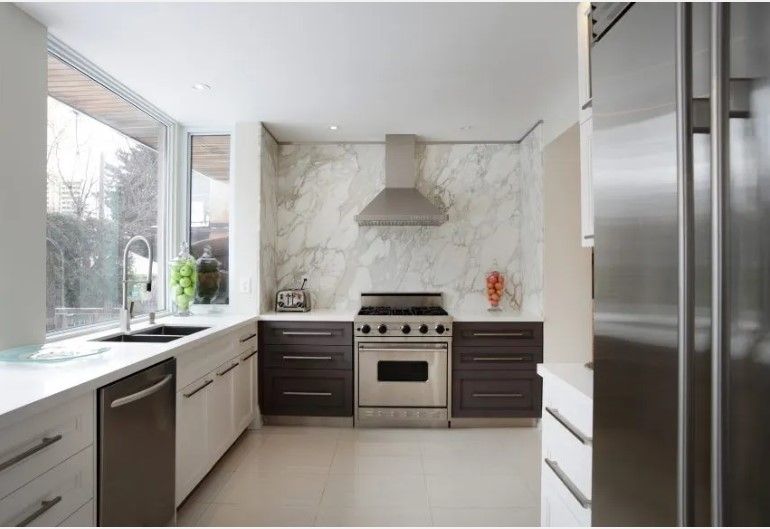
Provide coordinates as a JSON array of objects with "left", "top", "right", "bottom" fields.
[
  {"left": 401, "top": 324, "right": 411, "bottom": 334},
  {"left": 419, "top": 324, "right": 429, "bottom": 334},
  {"left": 359, "top": 324, "right": 371, "bottom": 334},
  {"left": 378, "top": 324, "right": 388, "bottom": 334},
  {"left": 435, "top": 324, "right": 446, "bottom": 334}
]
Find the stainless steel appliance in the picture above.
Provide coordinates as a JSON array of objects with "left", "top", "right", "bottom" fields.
[
  {"left": 276, "top": 278, "right": 311, "bottom": 312},
  {"left": 592, "top": 3, "right": 770, "bottom": 525},
  {"left": 98, "top": 358, "right": 176, "bottom": 526},
  {"left": 354, "top": 293, "right": 451, "bottom": 427}
]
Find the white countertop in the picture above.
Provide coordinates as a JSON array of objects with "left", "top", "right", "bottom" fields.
[
  {"left": 0, "top": 313, "right": 257, "bottom": 429},
  {"left": 450, "top": 310, "right": 543, "bottom": 322},
  {"left": 259, "top": 310, "right": 357, "bottom": 321},
  {"left": 537, "top": 362, "right": 594, "bottom": 400}
]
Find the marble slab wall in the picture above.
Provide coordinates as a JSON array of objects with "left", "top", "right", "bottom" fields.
[
  {"left": 268, "top": 127, "right": 543, "bottom": 316},
  {"left": 259, "top": 127, "right": 278, "bottom": 313}
]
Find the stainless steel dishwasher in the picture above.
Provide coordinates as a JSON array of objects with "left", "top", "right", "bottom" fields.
[{"left": 98, "top": 358, "right": 176, "bottom": 526}]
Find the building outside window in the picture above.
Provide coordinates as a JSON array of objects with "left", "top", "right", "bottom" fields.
[{"left": 45, "top": 52, "right": 172, "bottom": 334}]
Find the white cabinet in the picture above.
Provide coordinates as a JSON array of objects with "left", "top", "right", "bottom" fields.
[
  {"left": 0, "top": 395, "right": 95, "bottom": 527},
  {"left": 577, "top": 1, "right": 595, "bottom": 247},
  {"left": 233, "top": 350, "right": 256, "bottom": 433},
  {"left": 175, "top": 376, "right": 211, "bottom": 504},
  {"left": 174, "top": 321, "right": 257, "bottom": 506},
  {"left": 540, "top": 365, "right": 593, "bottom": 527},
  {"left": 579, "top": 115, "right": 594, "bottom": 247}
]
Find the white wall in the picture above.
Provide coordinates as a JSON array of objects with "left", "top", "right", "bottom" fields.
[
  {"left": 229, "top": 122, "right": 262, "bottom": 315},
  {"left": 543, "top": 124, "right": 593, "bottom": 363},
  {"left": 0, "top": 5, "right": 47, "bottom": 350}
]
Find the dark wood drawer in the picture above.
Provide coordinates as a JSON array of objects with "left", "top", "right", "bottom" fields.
[
  {"left": 261, "top": 368, "right": 353, "bottom": 417},
  {"left": 453, "top": 346, "right": 542, "bottom": 371},
  {"left": 262, "top": 344, "right": 352, "bottom": 370},
  {"left": 452, "top": 322, "right": 543, "bottom": 347},
  {"left": 260, "top": 321, "right": 352, "bottom": 346},
  {"left": 452, "top": 371, "right": 542, "bottom": 418}
]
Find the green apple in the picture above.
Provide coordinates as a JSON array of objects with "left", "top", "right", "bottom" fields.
[
  {"left": 179, "top": 277, "right": 192, "bottom": 288},
  {"left": 179, "top": 264, "right": 193, "bottom": 277},
  {"left": 184, "top": 286, "right": 195, "bottom": 296}
]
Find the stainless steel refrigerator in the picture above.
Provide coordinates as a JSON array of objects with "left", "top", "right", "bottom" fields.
[{"left": 591, "top": 2, "right": 770, "bottom": 526}]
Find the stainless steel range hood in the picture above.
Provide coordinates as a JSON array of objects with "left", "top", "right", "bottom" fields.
[{"left": 355, "top": 135, "right": 448, "bottom": 226}]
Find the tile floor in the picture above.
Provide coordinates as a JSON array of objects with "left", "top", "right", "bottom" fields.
[{"left": 177, "top": 425, "right": 542, "bottom": 527}]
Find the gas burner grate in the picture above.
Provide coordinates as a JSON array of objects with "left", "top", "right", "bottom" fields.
[{"left": 358, "top": 306, "right": 448, "bottom": 316}]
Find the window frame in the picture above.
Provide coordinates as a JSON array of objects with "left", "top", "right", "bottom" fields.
[
  {"left": 45, "top": 36, "right": 180, "bottom": 341},
  {"left": 183, "top": 130, "right": 233, "bottom": 306}
]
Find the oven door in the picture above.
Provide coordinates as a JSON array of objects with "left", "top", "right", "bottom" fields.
[{"left": 358, "top": 342, "right": 448, "bottom": 407}]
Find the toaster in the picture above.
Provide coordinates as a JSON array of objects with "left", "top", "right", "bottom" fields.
[{"left": 276, "top": 289, "right": 311, "bottom": 312}]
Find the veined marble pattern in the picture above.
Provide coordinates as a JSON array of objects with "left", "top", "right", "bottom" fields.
[
  {"left": 518, "top": 127, "right": 544, "bottom": 318},
  {"left": 274, "top": 130, "right": 543, "bottom": 315},
  {"left": 259, "top": 127, "right": 279, "bottom": 313}
]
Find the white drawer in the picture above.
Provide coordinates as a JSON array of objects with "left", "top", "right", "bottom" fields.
[
  {"left": 176, "top": 334, "right": 237, "bottom": 390},
  {"left": 543, "top": 411, "right": 592, "bottom": 500},
  {"left": 0, "top": 446, "right": 94, "bottom": 527},
  {"left": 58, "top": 499, "right": 94, "bottom": 526},
  {"left": 238, "top": 325, "right": 257, "bottom": 355},
  {"left": 0, "top": 394, "right": 94, "bottom": 499},
  {"left": 542, "top": 457, "right": 591, "bottom": 526},
  {"left": 542, "top": 374, "right": 593, "bottom": 438}
]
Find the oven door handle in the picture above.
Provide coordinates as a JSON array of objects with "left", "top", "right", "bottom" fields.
[{"left": 359, "top": 343, "right": 447, "bottom": 351}]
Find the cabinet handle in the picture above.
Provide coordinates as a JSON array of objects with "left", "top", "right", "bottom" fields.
[
  {"left": 283, "top": 391, "right": 332, "bottom": 397},
  {"left": 545, "top": 407, "right": 593, "bottom": 445},
  {"left": 216, "top": 363, "right": 239, "bottom": 376},
  {"left": 241, "top": 350, "right": 258, "bottom": 361},
  {"left": 240, "top": 333, "right": 257, "bottom": 343},
  {"left": 282, "top": 331, "right": 333, "bottom": 336},
  {"left": 472, "top": 393, "right": 523, "bottom": 398},
  {"left": 544, "top": 458, "right": 591, "bottom": 509},
  {"left": 471, "top": 332, "right": 530, "bottom": 337},
  {"left": 282, "top": 355, "right": 333, "bottom": 361},
  {"left": 472, "top": 356, "right": 527, "bottom": 362},
  {"left": 183, "top": 379, "right": 213, "bottom": 398},
  {"left": 0, "top": 434, "right": 63, "bottom": 473},
  {"left": 16, "top": 496, "right": 62, "bottom": 527}
]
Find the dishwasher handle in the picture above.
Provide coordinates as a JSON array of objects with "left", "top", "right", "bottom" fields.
[{"left": 110, "top": 374, "right": 173, "bottom": 408}]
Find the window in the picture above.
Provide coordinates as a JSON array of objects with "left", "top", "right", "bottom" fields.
[
  {"left": 46, "top": 52, "right": 171, "bottom": 334},
  {"left": 189, "top": 135, "right": 230, "bottom": 304}
]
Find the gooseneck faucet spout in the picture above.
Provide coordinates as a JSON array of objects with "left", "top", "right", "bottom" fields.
[{"left": 120, "top": 235, "right": 153, "bottom": 332}]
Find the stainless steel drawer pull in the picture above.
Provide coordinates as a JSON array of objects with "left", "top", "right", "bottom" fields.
[
  {"left": 472, "top": 332, "right": 529, "bottom": 337},
  {"left": 183, "top": 379, "right": 213, "bottom": 398},
  {"left": 0, "top": 434, "right": 63, "bottom": 473},
  {"left": 16, "top": 496, "right": 62, "bottom": 527},
  {"left": 239, "top": 333, "right": 257, "bottom": 343},
  {"left": 241, "top": 350, "right": 258, "bottom": 361},
  {"left": 282, "top": 331, "right": 334, "bottom": 336},
  {"left": 545, "top": 407, "right": 592, "bottom": 445},
  {"left": 216, "top": 363, "right": 239, "bottom": 376},
  {"left": 110, "top": 374, "right": 173, "bottom": 408},
  {"left": 472, "top": 392, "right": 523, "bottom": 398},
  {"left": 544, "top": 458, "right": 591, "bottom": 509},
  {"left": 472, "top": 356, "right": 526, "bottom": 362},
  {"left": 283, "top": 391, "right": 332, "bottom": 397},
  {"left": 282, "top": 355, "right": 333, "bottom": 361}
]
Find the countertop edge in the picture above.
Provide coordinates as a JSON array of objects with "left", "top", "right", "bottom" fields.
[{"left": 537, "top": 362, "right": 594, "bottom": 400}]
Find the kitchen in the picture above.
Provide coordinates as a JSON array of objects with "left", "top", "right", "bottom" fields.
[{"left": 1, "top": 2, "right": 768, "bottom": 528}]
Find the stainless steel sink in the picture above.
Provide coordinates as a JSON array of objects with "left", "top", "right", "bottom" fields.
[
  {"left": 140, "top": 325, "right": 209, "bottom": 336},
  {"left": 97, "top": 334, "right": 181, "bottom": 343}
]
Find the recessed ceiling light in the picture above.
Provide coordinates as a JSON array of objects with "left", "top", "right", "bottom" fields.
[
  {"left": 328, "top": 124, "right": 339, "bottom": 131},
  {"left": 192, "top": 83, "right": 211, "bottom": 91}
]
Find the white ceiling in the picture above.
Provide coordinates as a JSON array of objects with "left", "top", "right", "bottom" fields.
[{"left": 20, "top": 2, "right": 578, "bottom": 144}]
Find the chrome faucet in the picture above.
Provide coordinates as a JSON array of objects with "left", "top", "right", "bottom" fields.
[{"left": 120, "top": 235, "right": 153, "bottom": 332}]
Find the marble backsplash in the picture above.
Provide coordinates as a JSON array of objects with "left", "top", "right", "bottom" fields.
[{"left": 265, "top": 126, "right": 543, "bottom": 316}]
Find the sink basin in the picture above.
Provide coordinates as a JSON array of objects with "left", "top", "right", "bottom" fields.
[
  {"left": 97, "top": 334, "right": 181, "bottom": 343},
  {"left": 140, "top": 325, "right": 209, "bottom": 336}
]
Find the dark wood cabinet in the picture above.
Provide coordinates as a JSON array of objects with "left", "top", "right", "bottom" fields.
[
  {"left": 451, "top": 321, "right": 543, "bottom": 420},
  {"left": 259, "top": 321, "right": 353, "bottom": 417}
]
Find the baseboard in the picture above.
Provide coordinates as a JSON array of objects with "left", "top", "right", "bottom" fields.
[
  {"left": 262, "top": 415, "right": 354, "bottom": 427},
  {"left": 450, "top": 417, "right": 539, "bottom": 428}
]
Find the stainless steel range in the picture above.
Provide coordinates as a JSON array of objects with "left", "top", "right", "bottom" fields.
[{"left": 354, "top": 293, "right": 451, "bottom": 427}]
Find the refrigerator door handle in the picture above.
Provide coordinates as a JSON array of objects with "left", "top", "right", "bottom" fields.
[
  {"left": 675, "top": 4, "right": 695, "bottom": 526},
  {"left": 710, "top": 3, "right": 730, "bottom": 526}
]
